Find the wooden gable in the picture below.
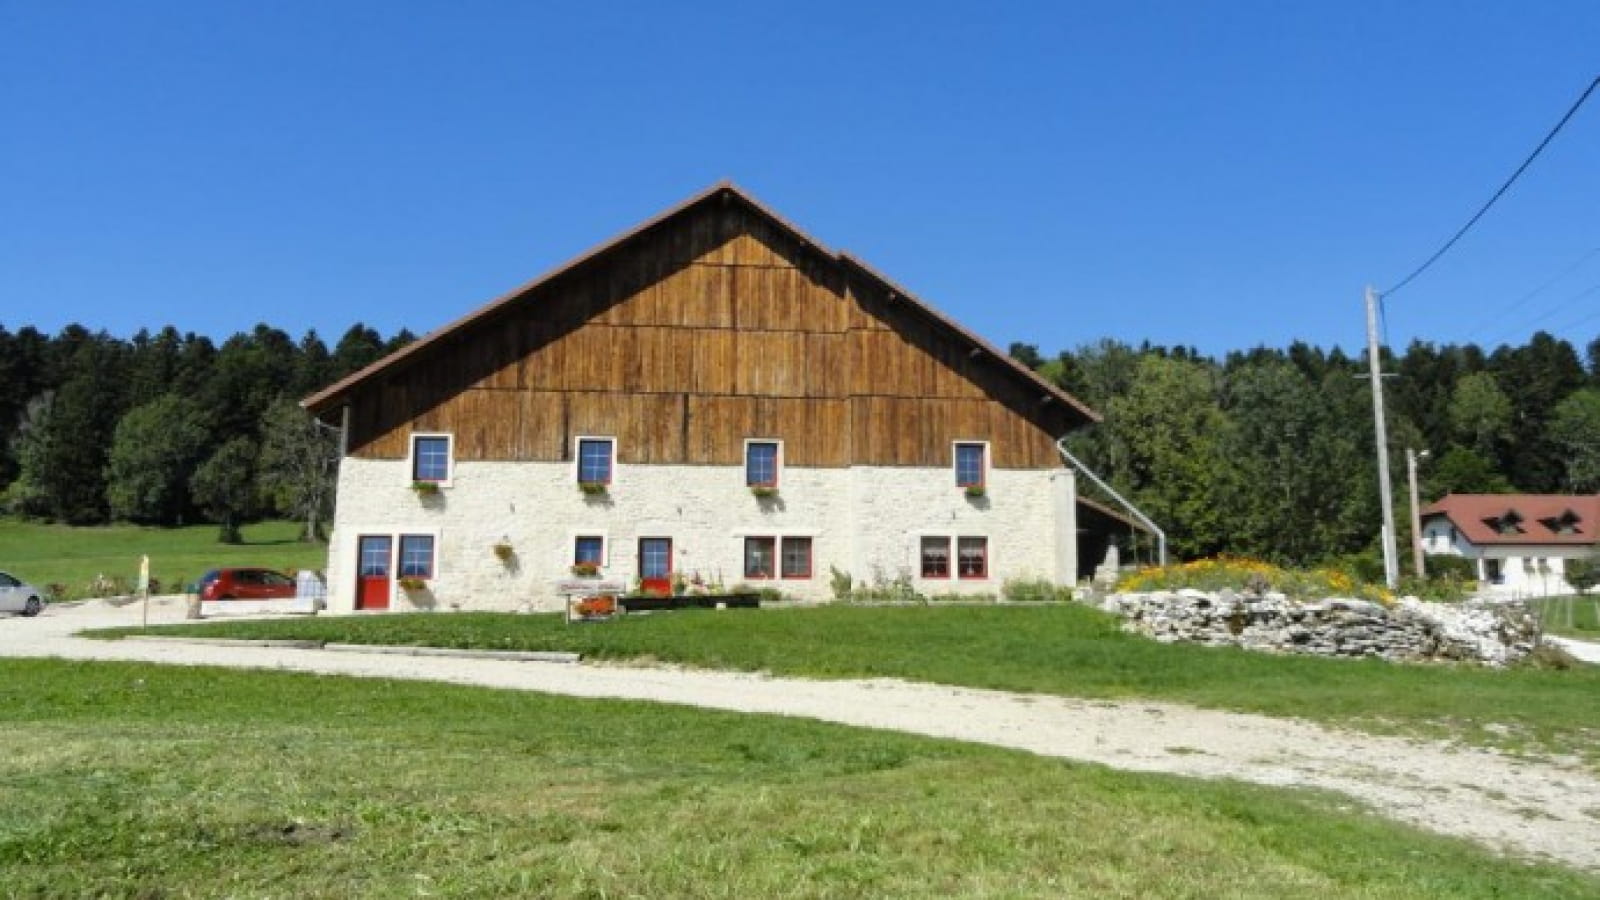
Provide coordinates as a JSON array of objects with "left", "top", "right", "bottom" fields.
[{"left": 314, "top": 184, "right": 1096, "bottom": 470}]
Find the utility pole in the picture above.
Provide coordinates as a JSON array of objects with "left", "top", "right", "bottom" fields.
[
  {"left": 1365, "top": 286, "right": 1399, "bottom": 590},
  {"left": 1407, "top": 447, "right": 1427, "bottom": 579}
]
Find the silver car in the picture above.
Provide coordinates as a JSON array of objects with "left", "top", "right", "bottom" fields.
[{"left": 0, "top": 570, "right": 45, "bottom": 616}]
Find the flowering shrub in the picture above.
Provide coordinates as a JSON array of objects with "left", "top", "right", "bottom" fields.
[{"left": 1116, "top": 556, "right": 1392, "bottom": 605}]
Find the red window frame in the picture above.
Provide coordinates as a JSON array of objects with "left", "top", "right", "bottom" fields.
[
  {"left": 957, "top": 536, "right": 988, "bottom": 579},
  {"left": 744, "top": 537, "right": 776, "bottom": 580},
  {"left": 780, "top": 537, "right": 812, "bottom": 579},
  {"left": 920, "top": 536, "right": 951, "bottom": 579}
]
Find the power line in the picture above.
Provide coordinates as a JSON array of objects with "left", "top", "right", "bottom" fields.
[
  {"left": 1382, "top": 74, "right": 1600, "bottom": 299},
  {"left": 1545, "top": 294, "right": 1600, "bottom": 339},
  {"left": 1459, "top": 244, "right": 1600, "bottom": 340},
  {"left": 1480, "top": 280, "right": 1600, "bottom": 348}
]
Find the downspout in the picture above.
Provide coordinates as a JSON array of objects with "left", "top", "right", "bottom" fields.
[{"left": 1055, "top": 437, "right": 1167, "bottom": 567}]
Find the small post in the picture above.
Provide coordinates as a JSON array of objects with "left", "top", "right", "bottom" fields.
[
  {"left": 1407, "top": 448, "right": 1426, "bottom": 580},
  {"left": 139, "top": 554, "right": 150, "bottom": 629}
]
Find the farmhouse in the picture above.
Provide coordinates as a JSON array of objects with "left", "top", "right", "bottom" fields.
[
  {"left": 1420, "top": 493, "right": 1600, "bottom": 598},
  {"left": 303, "top": 183, "right": 1116, "bottom": 613}
]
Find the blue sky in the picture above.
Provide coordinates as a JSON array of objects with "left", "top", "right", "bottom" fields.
[{"left": 3, "top": 1, "right": 1597, "bottom": 358}]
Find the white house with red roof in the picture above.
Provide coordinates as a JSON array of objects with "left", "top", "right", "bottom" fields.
[{"left": 1420, "top": 494, "right": 1600, "bottom": 597}]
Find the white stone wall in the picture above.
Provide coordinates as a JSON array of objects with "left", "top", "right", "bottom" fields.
[{"left": 324, "top": 457, "right": 1074, "bottom": 613}]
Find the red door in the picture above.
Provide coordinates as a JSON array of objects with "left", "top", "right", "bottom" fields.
[
  {"left": 357, "top": 535, "right": 392, "bottom": 610},
  {"left": 639, "top": 537, "right": 673, "bottom": 595}
]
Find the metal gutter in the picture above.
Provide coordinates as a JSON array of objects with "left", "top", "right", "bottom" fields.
[{"left": 1055, "top": 437, "right": 1167, "bottom": 566}]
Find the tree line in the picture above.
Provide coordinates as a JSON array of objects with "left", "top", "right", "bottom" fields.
[
  {"left": 0, "top": 323, "right": 414, "bottom": 540},
  {"left": 4, "top": 319, "right": 1597, "bottom": 564},
  {"left": 1012, "top": 332, "right": 1600, "bottom": 567}
]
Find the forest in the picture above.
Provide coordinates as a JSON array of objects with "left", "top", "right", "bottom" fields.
[
  {"left": 0, "top": 323, "right": 413, "bottom": 541},
  {"left": 1019, "top": 332, "right": 1600, "bottom": 565},
  {"left": 1, "top": 320, "right": 1598, "bottom": 566}
]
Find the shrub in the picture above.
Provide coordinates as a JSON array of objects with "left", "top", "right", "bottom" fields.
[
  {"left": 1564, "top": 555, "right": 1600, "bottom": 593},
  {"left": 1001, "top": 578, "right": 1071, "bottom": 603},
  {"left": 1424, "top": 555, "right": 1477, "bottom": 582},
  {"left": 828, "top": 566, "right": 853, "bottom": 601},
  {"left": 1116, "top": 556, "right": 1391, "bottom": 605},
  {"left": 1396, "top": 574, "right": 1471, "bottom": 603},
  {"left": 847, "top": 568, "right": 925, "bottom": 604}
]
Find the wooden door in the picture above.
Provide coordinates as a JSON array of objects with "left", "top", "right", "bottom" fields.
[
  {"left": 638, "top": 538, "right": 673, "bottom": 596},
  {"left": 357, "top": 535, "right": 393, "bottom": 610}
]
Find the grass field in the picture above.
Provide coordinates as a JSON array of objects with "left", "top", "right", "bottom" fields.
[
  {"left": 112, "top": 604, "right": 1600, "bottom": 769},
  {"left": 0, "top": 518, "right": 326, "bottom": 599},
  {"left": 1530, "top": 594, "right": 1600, "bottom": 639},
  {"left": 1, "top": 658, "right": 1593, "bottom": 898}
]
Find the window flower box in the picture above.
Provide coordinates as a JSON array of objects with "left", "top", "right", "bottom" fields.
[
  {"left": 578, "top": 481, "right": 608, "bottom": 496},
  {"left": 964, "top": 484, "right": 986, "bottom": 498},
  {"left": 412, "top": 480, "right": 441, "bottom": 495},
  {"left": 398, "top": 576, "right": 428, "bottom": 591},
  {"left": 750, "top": 485, "right": 779, "bottom": 499},
  {"left": 571, "top": 562, "right": 601, "bottom": 578}
]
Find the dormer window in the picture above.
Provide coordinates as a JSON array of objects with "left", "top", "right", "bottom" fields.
[
  {"left": 1541, "top": 509, "right": 1583, "bottom": 535},
  {"left": 1486, "top": 510, "right": 1524, "bottom": 536}
]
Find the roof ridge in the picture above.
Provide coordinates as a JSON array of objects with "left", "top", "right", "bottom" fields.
[{"left": 303, "top": 182, "right": 1099, "bottom": 428}]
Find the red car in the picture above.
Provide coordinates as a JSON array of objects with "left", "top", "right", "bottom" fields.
[{"left": 198, "top": 568, "right": 297, "bottom": 601}]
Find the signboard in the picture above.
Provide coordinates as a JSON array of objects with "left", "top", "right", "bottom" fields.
[
  {"left": 556, "top": 579, "right": 627, "bottom": 594},
  {"left": 559, "top": 579, "right": 626, "bottom": 624}
]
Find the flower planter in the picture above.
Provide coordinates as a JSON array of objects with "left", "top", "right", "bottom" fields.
[{"left": 620, "top": 592, "right": 760, "bottom": 612}]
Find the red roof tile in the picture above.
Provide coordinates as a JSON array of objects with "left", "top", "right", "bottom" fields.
[{"left": 1420, "top": 493, "right": 1600, "bottom": 546}]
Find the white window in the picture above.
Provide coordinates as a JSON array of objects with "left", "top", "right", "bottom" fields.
[
  {"left": 953, "top": 441, "right": 987, "bottom": 489},
  {"left": 409, "top": 433, "right": 454, "bottom": 485},
  {"left": 745, "top": 439, "right": 782, "bottom": 488},
  {"left": 575, "top": 436, "right": 616, "bottom": 486}
]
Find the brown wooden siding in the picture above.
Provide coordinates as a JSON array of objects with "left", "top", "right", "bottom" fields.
[{"left": 344, "top": 201, "right": 1076, "bottom": 469}]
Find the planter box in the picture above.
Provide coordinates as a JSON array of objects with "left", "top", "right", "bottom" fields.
[{"left": 620, "top": 593, "right": 761, "bottom": 612}]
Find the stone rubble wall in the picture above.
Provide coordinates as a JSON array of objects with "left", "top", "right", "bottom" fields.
[{"left": 1100, "top": 589, "right": 1540, "bottom": 667}]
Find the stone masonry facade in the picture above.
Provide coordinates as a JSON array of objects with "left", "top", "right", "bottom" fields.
[{"left": 324, "top": 457, "right": 1077, "bottom": 614}]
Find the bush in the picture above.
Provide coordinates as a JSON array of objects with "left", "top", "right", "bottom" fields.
[
  {"left": 1396, "top": 574, "right": 1471, "bottom": 603},
  {"left": 1564, "top": 555, "right": 1600, "bottom": 593},
  {"left": 828, "top": 566, "right": 853, "bottom": 601},
  {"left": 847, "top": 568, "right": 925, "bottom": 604},
  {"left": 1116, "top": 556, "right": 1390, "bottom": 604},
  {"left": 1327, "top": 552, "right": 1385, "bottom": 585},
  {"left": 1425, "top": 555, "right": 1477, "bottom": 582},
  {"left": 1001, "top": 578, "right": 1072, "bottom": 603}
]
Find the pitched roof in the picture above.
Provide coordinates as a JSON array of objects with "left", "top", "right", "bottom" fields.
[
  {"left": 1421, "top": 493, "right": 1600, "bottom": 546},
  {"left": 302, "top": 181, "right": 1099, "bottom": 424}
]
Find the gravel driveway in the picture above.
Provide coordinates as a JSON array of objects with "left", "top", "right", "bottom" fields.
[{"left": 5, "top": 598, "right": 1599, "bottom": 873}]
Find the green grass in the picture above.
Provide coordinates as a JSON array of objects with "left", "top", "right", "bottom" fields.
[
  {"left": 1530, "top": 594, "right": 1600, "bottom": 639},
  {"left": 0, "top": 518, "right": 326, "bottom": 599},
  {"left": 1, "top": 659, "right": 1593, "bottom": 897},
  {"left": 109, "top": 605, "right": 1600, "bottom": 770}
]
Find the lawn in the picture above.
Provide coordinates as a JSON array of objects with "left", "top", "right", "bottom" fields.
[
  {"left": 111, "top": 604, "right": 1600, "bottom": 769},
  {"left": 1530, "top": 594, "right": 1600, "bottom": 639},
  {"left": 0, "top": 518, "right": 326, "bottom": 600},
  {"left": 1, "top": 658, "right": 1592, "bottom": 898}
]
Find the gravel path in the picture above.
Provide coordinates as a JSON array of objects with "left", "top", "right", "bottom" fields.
[{"left": 5, "top": 600, "right": 1599, "bottom": 873}]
